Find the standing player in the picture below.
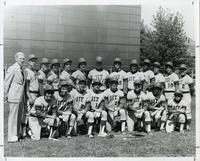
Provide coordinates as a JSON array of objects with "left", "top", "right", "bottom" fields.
[
  {"left": 179, "top": 64, "right": 194, "bottom": 130},
  {"left": 60, "top": 58, "right": 75, "bottom": 89},
  {"left": 142, "top": 59, "right": 155, "bottom": 93},
  {"left": 167, "top": 89, "right": 187, "bottom": 133},
  {"left": 70, "top": 77, "right": 89, "bottom": 134},
  {"left": 124, "top": 59, "right": 145, "bottom": 95},
  {"left": 109, "top": 58, "right": 127, "bottom": 91},
  {"left": 47, "top": 59, "right": 60, "bottom": 97},
  {"left": 147, "top": 83, "right": 166, "bottom": 131},
  {"left": 24, "top": 54, "right": 39, "bottom": 138},
  {"left": 88, "top": 56, "right": 109, "bottom": 91},
  {"left": 164, "top": 62, "right": 179, "bottom": 101},
  {"left": 153, "top": 62, "right": 165, "bottom": 86},
  {"left": 37, "top": 57, "right": 50, "bottom": 96},
  {"left": 84, "top": 79, "right": 108, "bottom": 137},
  {"left": 56, "top": 81, "right": 76, "bottom": 138},
  {"left": 126, "top": 80, "right": 151, "bottom": 134},
  {"left": 104, "top": 78, "right": 126, "bottom": 134},
  {"left": 29, "top": 84, "right": 59, "bottom": 140},
  {"left": 72, "top": 58, "right": 87, "bottom": 85}
]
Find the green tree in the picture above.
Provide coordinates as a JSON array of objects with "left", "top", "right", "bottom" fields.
[{"left": 140, "top": 7, "right": 188, "bottom": 66}]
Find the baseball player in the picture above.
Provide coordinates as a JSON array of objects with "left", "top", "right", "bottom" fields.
[
  {"left": 47, "top": 59, "right": 60, "bottom": 97},
  {"left": 104, "top": 77, "right": 126, "bottom": 133},
  {"left": 56, "top": 81, "right": 76, "bottom": 138},
  {"left": 84, "top": 79, "right": 108, "bottom": 137},
  {"left": 153, "top": 62, "right": 165, "bottom": 86},
  {"left": 28, "top": 84, "right": 59, "bottom": 140},
  {"left": 109, "top": 58, "right": 127, "bottom": 91},
  {"left": 167, "top": 89, "right": 187, "bottom": 133},
  {"left": 60, "top": 58, "right": 75, "bottom": 90},
  {"left": 142, "top": 59, "right": 155, "bottom": 93},
  {"left": 72, "top": 58, "right": 88, "bottom": 85},
  {"left": 88, "top": 56, "right": 109, "bottom": 91},
  {"left": 126, "top": 80, "right": 152, "bottom": 134},
  {"left": 124, "top": 59, "right": 145, "bottom": 94},
  {"left": 24, "top": 54, "right": 39, "bottom": 138},
  {"left": 164, "top": 61, "right": 179, "bottom": 101},
  {"left": 37, "top": 57, "right": 50, "bottom": 96},
  {"left": 179, "top": 64, "right": 194, "bottom": 131},
  {"left": 146, "top": 83, "right": 167, "bottom": 131},
  {"left": 70, "top": 77, "right": 89, "bottom": 134}
]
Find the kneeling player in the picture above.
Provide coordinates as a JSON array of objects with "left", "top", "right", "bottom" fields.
[
  {"left": 127, "top": 80, "right": 152, "bottom": 134},
  {"left": 70, "top": 78, "right": 89, "bottom": 135},
  {"left": 104, "top": 78, "right": 126, "bottom": 134},
  {"left": 85, "top": 79, "right": 108, "bottom": 137},
  {"left": 56, "top": 81, "right": 76, "bottom": 138},
  {"left": 29, "top": 84, "right": 59, "bottom": 140},
  {"left": 167, "top": 89, "right": 187, "bottom": 133},
  {"left": 147, "top": 83, "right": 167, "bottom": 131}
]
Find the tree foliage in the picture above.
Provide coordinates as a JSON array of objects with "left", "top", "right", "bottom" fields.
[{"left": 140, "top": 7, "right": 188, "bottom": 66}]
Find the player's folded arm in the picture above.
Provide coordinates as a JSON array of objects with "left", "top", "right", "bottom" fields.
[
  {"left": 35, "top": 106, "right": 51, "bottom": 118},
  {"left": 178, "top": 106, "right": 186, "bottom": 114}
]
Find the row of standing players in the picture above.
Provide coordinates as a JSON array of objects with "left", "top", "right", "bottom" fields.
[{"left": 23, "top": 54, "right": 194, "bottom": 140}]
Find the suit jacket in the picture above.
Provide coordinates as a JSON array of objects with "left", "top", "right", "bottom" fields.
[{"left": 4, "top": 62, "right": 25, "bottom": 103}]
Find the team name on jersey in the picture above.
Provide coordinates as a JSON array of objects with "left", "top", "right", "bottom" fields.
[
  {"left": 76, "top": 96, "right": 84, "bottom": 102},
  {"left": 128, "top": 76, "right": 136, "bottom": 81}
]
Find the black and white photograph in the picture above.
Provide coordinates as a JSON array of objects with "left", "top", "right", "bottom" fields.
[{"left": 1, "top": 0, "right": 199, "bottom": 159}]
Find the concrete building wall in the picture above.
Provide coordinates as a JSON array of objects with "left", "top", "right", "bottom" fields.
[{"left": 4, "top": 6, "right": 141, "bottom": 70}]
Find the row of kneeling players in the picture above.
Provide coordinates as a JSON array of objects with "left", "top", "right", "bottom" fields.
[{"left": 27, "top": 77, "right": 191, "bottom": 141}]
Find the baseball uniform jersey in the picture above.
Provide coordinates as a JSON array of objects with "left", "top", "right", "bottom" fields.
[
  {"left": 85, "top": 89, "right": 105, "bottom": 111},
  {"left": 88, "top": 69, "right": 109, "bottom": 90},
  {"left": 125, "top": 71, "right": 145, "bottom": 90},
  {"left": 72, "top": 70, "right": 87, "bottom": 84},
  {"left": 143, "top": 70, "right": 155, "bottom": 84},
  {"left": 127, "top": 90, "right": 147, "bottom": 110},
  {"left": 103, "top": 88, "right": 124, "bottom": 109},
  {"left": 154, "top": 73, "right": 165, "bottom": 84},
  {"left": 25, "top": 68, "right": 39, "bottom": 92},
  {"left": 109, "top": 70, "right": 127, "bottom": 90},
  {"left": 47, "top": 71, "right": 60, "bottom": 90},
  {"left": 30, "top": 96, "right": 57, "bottom": 116},
  {"left": 147, "top": 92, "right": 166, "bottom": 107},
  {"left": 37, "top": 69, "right": 47, "bottom": 84},
  {"left": 70, "top": 89, "right": 88, "bottom": 111},
  {"left": 167, "top": 99, "right": 187, "bottom": 112}
]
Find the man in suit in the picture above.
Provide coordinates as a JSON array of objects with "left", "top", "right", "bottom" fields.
[{"left": 4, "top": 52, "right": 25, "bottom": 142}]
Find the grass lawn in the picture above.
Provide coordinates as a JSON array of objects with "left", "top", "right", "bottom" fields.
[{"left": 4, "top": 97, "right": 196, "bottom": 157}]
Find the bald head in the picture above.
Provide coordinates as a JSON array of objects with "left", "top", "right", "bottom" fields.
[{"left": 15, "top": 52, "right": 25, "bottom": 66}]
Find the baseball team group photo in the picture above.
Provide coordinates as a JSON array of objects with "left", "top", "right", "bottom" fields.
[{"left": 3, "top": 4, "right": 196, "bottom": 157}]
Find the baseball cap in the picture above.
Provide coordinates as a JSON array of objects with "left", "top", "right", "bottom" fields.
[
  {"left": 174, "top": 89, "right": 183, "bottom": 97},
  {"left": 110, "top": 77, "right": 118, "bottom": 84},
  {"left": 59, "top": 80, "right": 70, "bottom": 87},
  {"left": 78, "top": 77, "right": 87, "bottom": 84},
  {"left": 113, "top": 58, "right": 121, "bottom": 63},
  {"left": 78, "top": 58, "right": 87, "bottom": 64},
  {"left": 143, "top": 59, "right": 151, "bottom": 64},
  {"left": 92, "top": 79, "right": 102, "bottom": 86},
  {"left": 152, "top": 82, "right": 162, "bottom": 89},
  {"left": 63, "top": 58, "right": 72, "bottom": 64},
  {"left": 153, "top": 62, "right": 161, "bottom": 67},
  {"left": 28, "top": 54, "right": 38, "bottom": 61},
  {"left": 96, "top": 56, "right": 103, "bottom": 63},
  {"left": 43, "top": 84, "right": 54, "bottom": 92},
  {"left": 166, "top": 61, "right": 173, "bottom": 68},
  {"left": 51, "top": 58, "right": 60, "bottom": 65},
  {"left": 180, "top": 64, "right": 187, "bottom": 69},
  {"left": 130, "top": 59, "right": 138, "bottom": 65},
  {"left": 134, "top": 79, "right": 141, "bottom": 85},
  {"left": 40, "top": 57, "right": 49, "bottom": 64}
]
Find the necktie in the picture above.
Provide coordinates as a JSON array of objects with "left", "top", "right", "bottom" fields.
[{"left": 20, "top": 66, "right": 24, "bottom": 82}]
